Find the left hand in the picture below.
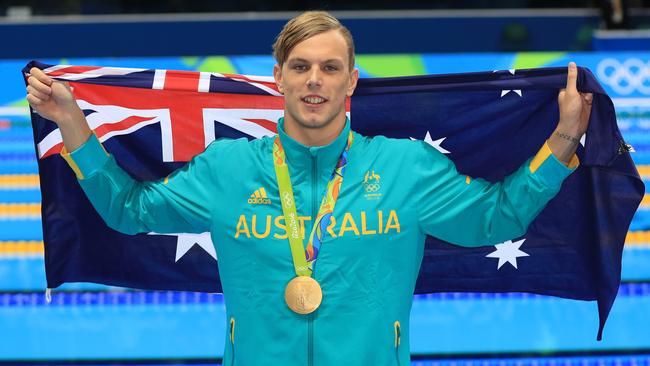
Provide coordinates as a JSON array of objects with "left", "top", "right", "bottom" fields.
[{"left": 557, "top": 62, "right": 593, "bottom": 137}]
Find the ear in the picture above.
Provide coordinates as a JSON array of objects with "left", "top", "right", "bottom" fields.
[
  {"left": 273, "top": 64, "right": 284, "bottom": 94},
  {"left": 346, "top": 68, "right": 359, "bottom": 97}
]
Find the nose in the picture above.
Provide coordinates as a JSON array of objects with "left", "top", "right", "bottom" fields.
[{"left": 306, "top": 68, "right": 321, "bottom": 88}]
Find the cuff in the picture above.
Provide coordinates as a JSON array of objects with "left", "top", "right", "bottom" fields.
[
  {"left": 60, "top": 134, "right": 110, "bottom": 180},
  {"left": 528, "top": 141, "right": 579, "bottom": 186}
]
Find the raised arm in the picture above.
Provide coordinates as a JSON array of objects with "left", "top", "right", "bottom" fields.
[
  {"left": 415, "top": 140, "right": 578, "bottom": 246},
  {"left": 416, "top": 62, "right": 593, "bottom": 246},
  {"left": 26, "top": 67, "right": 215, "bottom": 235}
]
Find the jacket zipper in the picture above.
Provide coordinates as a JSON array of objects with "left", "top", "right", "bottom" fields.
[
  {"left": 229, "top": 317, "right": 236, "bottom": 366},
  {"left": 394, "top": 320, "right": 401, "bottom": 366},
  {"left": 308, "top": 314, "right": 314, "bottom": 366},
  {"left": 308, "top": 156, "right": 317, "bottom": 366}
]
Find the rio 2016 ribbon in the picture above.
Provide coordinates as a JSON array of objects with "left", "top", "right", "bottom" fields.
[
  {"left": 273, "top": 131, "right": 354, "bottom": 315},
  {"left": 274, "top": 131, "right": 353, "bottom": 314},
  {"left": 273, "top": 131, "right": 353, "bottom": 278}
]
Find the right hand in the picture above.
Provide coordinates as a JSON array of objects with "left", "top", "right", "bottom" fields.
[{"left": 26, "top": 67, "right": 81, "bottom": 125}]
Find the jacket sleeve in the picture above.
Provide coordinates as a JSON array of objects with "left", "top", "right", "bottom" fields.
[
  {"left": 61, "top": 134, "right": 216, "bottom": 235},
  {"left": 414, "top": 141, "right": 579, "bottom": 247}
]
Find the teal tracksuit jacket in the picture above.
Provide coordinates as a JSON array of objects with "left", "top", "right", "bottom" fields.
[{"left": 62, "top": 117, "right": 577, "bottom": 366}]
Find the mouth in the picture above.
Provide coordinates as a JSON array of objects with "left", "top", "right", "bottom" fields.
[{"left": 301, "top": 95, "right": 328, "bottom": 106}]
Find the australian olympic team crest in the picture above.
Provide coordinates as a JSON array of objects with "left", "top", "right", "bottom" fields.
[{"left": 363, "top": 170, "right": 382, "bottom": 200}]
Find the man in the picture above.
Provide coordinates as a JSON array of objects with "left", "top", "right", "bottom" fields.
[{"left": 26, "top": 11, "right": 592, "bottom": 366}]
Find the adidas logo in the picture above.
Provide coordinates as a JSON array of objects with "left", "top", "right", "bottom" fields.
[{"left": 248, "top": 187, "right": 271, "bottom": 205}]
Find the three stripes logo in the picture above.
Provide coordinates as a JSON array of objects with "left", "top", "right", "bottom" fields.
[{"left": 248, "top": 187, "right": 272, "bottom": 205}]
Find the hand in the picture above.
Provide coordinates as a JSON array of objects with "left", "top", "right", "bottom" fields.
[
  {"left": 26, "top": 67, "right": 82, "bottom": 126},
  {"left": 557, "top": 62, "right": 593, "bottom": 138},
  {"left": 26, "top": 67, "right": 92, "bottom": 151}
]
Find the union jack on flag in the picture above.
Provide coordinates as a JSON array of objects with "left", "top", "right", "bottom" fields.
[
  {"left": 24, "top": 60, "right": 643, "bottom": 340},
  {"left": 35, "top": 64, "right": 286, "bottom": 162}
]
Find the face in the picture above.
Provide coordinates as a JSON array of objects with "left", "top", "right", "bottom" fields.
[{"left": 273, "top": 30, "right": 359, "bottom": 132}]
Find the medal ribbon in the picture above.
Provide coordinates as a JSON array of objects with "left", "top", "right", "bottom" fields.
[{"left": 273, "top": 132, "right": 353, "bottom": 277}]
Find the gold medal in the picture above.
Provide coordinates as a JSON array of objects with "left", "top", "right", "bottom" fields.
[{"left": 284, "top": 276, "right": 323, "bottom": 314}]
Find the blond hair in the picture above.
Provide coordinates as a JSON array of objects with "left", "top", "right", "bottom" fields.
[{"left": 273, "top": 11, "right": 355, "bottom": 70}]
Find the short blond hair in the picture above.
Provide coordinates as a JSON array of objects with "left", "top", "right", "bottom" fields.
[{"left": 273, "top": 11, "right": 355, "bottom": 70}]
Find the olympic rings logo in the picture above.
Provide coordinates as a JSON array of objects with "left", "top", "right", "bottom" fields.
[
  {"left": 364, "top": 183, "right": 380, "bottom": 192},
  {"left": 282, "top": 192, "right": 294, "bottom": 207},
  {"left": 597, "top": 58, "right": 650, "bottom": 95}
]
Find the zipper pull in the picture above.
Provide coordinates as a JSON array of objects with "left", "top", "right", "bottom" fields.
[
  {"left": 229, "top": 317, "right": 236, "bottom": 344},
  {"left": 394, "top": 320, "right": 401, "bottom": 348}
]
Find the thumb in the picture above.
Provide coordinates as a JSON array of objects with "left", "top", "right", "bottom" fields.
[
  {"left": 61, "top": 81, "right": 72, "bottom": 92},
  {"left": 51, "top": 80, "right": 76, "bottom": 104},
  {"left": 566, "top": 62, "right": 578, "bottom": 92}
]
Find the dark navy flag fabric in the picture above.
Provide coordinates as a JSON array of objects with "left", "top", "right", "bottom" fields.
[{"left": 23, "top": 61, "right": 643, "bottom": 340}]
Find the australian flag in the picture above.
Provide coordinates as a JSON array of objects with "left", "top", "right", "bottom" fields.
[{"left": 23, "top": 61, "right": 643, "bottom": 340}]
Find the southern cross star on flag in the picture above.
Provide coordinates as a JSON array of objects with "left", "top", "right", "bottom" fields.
[{"left": 23, "top": 61, "right": 643, "bottom": 340}]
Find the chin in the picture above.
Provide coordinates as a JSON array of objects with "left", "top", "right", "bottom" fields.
[{"left": 296, "top": 116, "right": 333, "bottom": 130}]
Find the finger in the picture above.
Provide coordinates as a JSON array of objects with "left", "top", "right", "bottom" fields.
[
  {"left": 582, "top": 92, "right": 593, "bottom": 105},
  {"left": 27, "top": 75, "right": 52, "bottom": 95},
  {"left": 26, "top": 94, "right": 44, "bottom": 106},
  {"left": 26, "top": 85, "right": 49, "bottom": 101},
  {"left": 29, "top": 67, "right": 52, "bottom": 86},
  {"left": 566, "top": 62, "right": 577, "bottom": 92}
]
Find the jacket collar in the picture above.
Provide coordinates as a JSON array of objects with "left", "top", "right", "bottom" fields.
[{"left": 277, "top": 117, "right": 351, "bottom": 171}]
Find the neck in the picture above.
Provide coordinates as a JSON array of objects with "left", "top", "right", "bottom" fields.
[{"left": 283, "top": 116, "right": 346, "bottom": 147}]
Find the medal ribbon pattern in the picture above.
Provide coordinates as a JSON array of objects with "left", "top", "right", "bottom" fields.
[{"left": 273, "top": 132, "right": 353, "bottom": 277}]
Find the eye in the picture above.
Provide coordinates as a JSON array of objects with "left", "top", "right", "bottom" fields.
[
  {"left": 293, "top": 64, "right": 307, "bottom": 72},
  {"left": 324, "top": 65, "right": 339, "bottom": 72}
]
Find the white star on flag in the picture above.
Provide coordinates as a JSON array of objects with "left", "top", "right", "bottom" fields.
[
  {"left": 493, "top": 69, "right": 522, "bottom": 97},
  {"left": 410, "top": 131, "right": 450, "bottom": 154},
  {"left": 501, "top": 89, "right": 522, "bottom": 97},
  {"left": 486, "top": 238, "right": 529, "bottom": 269},
  {"left": 148, "top": 232, "right": 217, "bottom": 262}
]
